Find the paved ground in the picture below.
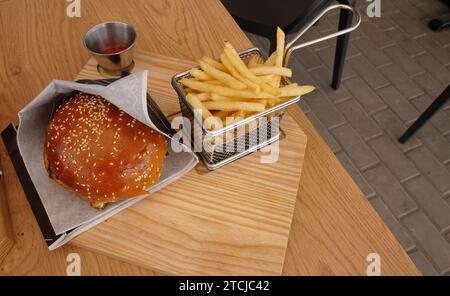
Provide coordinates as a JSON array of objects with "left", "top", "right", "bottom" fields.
[{"left": 244, "top": 0, "right": 450, "bottom": 275}]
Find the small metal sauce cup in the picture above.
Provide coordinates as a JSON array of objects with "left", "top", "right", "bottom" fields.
[{"left": 83, "top": 22, "right": 136, "bottom": 72}]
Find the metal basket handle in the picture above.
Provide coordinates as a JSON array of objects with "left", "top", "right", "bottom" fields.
[{"left": 284, "top": 4, "right": 361, "bottom": 67}]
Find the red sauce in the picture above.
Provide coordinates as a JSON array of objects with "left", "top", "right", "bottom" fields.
[{"left": 99, "top": 45, "right": 127, "bottom": 54}]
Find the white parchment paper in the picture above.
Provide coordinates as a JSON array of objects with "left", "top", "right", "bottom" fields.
[{"left": 17, "top": 71, "right": 198, "bottom": 249}]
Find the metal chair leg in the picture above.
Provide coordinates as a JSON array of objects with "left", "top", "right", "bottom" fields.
[
  {"left": 399, "top": 85, "right": 450, "bottom": 144},
  {"left": 429, "top": 13, "right": 450, "bottom": 31},
  {"left": 332, "top": 0, "right": 355, "bottom": 90}
]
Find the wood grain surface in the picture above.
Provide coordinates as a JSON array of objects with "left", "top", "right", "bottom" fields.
[
  {"left": 70, "top": 51, "right": 307, "bottom": 275},
  {"left": 0, "top": 0, "right": 420, "bottom": 275},
  {"left": 0, "top": 158, "right": 14, "bottom": 264}
]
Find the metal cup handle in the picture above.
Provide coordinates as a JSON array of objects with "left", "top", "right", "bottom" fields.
[{"left": 283, "top": 4, "right": 362, "bottom": 67}]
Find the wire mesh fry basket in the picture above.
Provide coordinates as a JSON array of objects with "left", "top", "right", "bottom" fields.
[{"left": 172, "top": 4, "right": 360, "bottom": 170}]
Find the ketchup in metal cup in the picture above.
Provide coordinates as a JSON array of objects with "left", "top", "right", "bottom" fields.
[{"left": 99, "top": 45, "right": 127, "bottom": 54}]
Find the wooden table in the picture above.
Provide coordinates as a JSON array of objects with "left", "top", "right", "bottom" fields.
[{"left": 0, "top": 0, "right": 419, "bottom": 275}]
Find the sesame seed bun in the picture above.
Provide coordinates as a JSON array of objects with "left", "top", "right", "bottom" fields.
[{"left": 44, "top": 92, "right": 166, "bottom": 210}]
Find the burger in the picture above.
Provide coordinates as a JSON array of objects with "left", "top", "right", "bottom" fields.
[{"left": 44, "top": 92, "right": 166, "bottom": 209}]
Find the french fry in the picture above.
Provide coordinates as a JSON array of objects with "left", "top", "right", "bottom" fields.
[
  {"left": 213, "top": 110, "right": 231, "bottom": 118},
  {"left": 195, "top": 93, "right": 210, "bottom": 101},
  {"left": 223, "top": 42, "right": 280, "bottom": 95},
  {"left": 255, "top": 99, "right": 269, "bottom": 107},
  {"left": 280, "top": 82, "right": 298, "bottom": 88},
  {"left": 199, "top": 60, "right": 246, "bottom": 90},
  {"left": 182, "top": 31, "right": 316, "bottom": 129},
  {"left": 205, "top": 80, "right": 222, "bottom": 85},
  {"left": 189, "top": 68, "right": 212, "bottom": 80},
  {"left": 223, "top": 110, "right": 246, "bottom": 126},
  {"left": 180, "top": 78, "right": 275, "bottom": 99},
  {"left": 223, "top": 42, "right": 266, "bottom": 82},
  {"left": 258, "top": 75, "right": 277, "bottom": 83},
  {"left": 273, "top": 27, "right": 286, "bottom": 88},
  {"left": 275, "top": 27, "right": 285, "bottom": 68},
  {"left": 278, "top": 85, "right": 315, "bottom": 97},
  {"left": 201, "top": 56, "right": 228, "bottom": 72},
  {"left": 247, "top": 55, "right": 260, "bottom": 68},
  {"left": 186, "top": 93, "right": 221, "bottom": 130},
  {"left": 233, "top": 109, "right": 246, "bottom": 118},
  {"left": 249, "top": 66, "right": 292, "bottom": 77},
  {"left": 210, "top": 93, "right": 242, "bottom": 101},
  {"left": 264, "top": 52, "right": 277, "bottom": 66},
  {"left": 203, "top": 101, "right": 266, "bottom": 112},
  {"left": 220, "top": 53, "right": 260, "bottom": 93},
  {"left": 263, "top": 85, "right": 314, "bottom": 106},
  {"left": 267, "top": 98, "right": 281, "bottom": 107}
]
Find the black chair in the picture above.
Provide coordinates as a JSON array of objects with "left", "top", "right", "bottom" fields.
[
  {"left": 399, "top": 1, "right": 450, "bottom": 143},
  {"left": 221, "top": 0, "right": 356, "bottom": 89},
  {"left": 399, "top": 85, "right": 450, "bottom": 143},
  {"left": 429, "top": 0, "right": 450, "bottom": 31}
]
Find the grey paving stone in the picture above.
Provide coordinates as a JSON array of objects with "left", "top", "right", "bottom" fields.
[
  {"left": 414, "top": 73, "right": 445, "bottom": 97},
  {"left": 406, "top": 146, "right": 450, "bottom": 195},
  {"left": 359, "top": 20, "right": 395, "bottom": 48},
  {"left": 383, "top": 45, "right": 424, "bottom": 77},
  {"left": 379, "top": 64, "right": 425, "bottom": 99},
  {"left": 369, "top": 196, "right": 415, "bottom": 250},
  {"left": 413, "top": 0, "right": 449, "bottom": 14},
  {"left": 402, "top": 211, "right": 450, "bottom": 273},
  {"left": 330, "top": 123, "right": 378, "bottom": 169},
  {"left": 335, "top": 151, "right": 375, "bottom": 198},
  {"left": 336, "top": 99, "right": 382, "bottom": 140},
  {"left": 296, "top": 46, "right": 325, "bottom": 71},
  {"left": 243, "top": 1, "right": 450, "bottom": 275},
  {"left": 393, "top": 79, "right": 425, "bottom": 100},
  {"left": 429, "top": 29, "right": 450, "bottom": 48},
  {"left": 376, "top": 86, "right": 419, "bottom": 123},
  {"left": 414, "top": 53, "right": 450, "bottom": 85},
  {"left": 392, "top": 0, "right": 428, "bottom": 19},
  {"left": 403, "top": 175, "right": 450, "bottom": 230},
  {"left": 315, "top": 17, "right": 335, "bottom": 34},
  {"left": 352, "top": 37, "right": 392, "bottom": 68},
  {"left": 315, "top": 46, "right": 357, "bottom": 80},
  {"left": 373, "top": 109, "right": 422, "bottom": 152},
  {"left": 368, "top": 14, "right": 397, "bottom": 31},
  {"left": 410, "top": 94, "right": 450, "bottom": 135},
  {"left": 377, "top": 0, "right": 401, "bottom": 16},
  {"left": 297, "top": 100, "right": 311, "bottom": 114},
  {"left": 308, "top": 66, "right": 352, "bottom": 103},
  {"left": 363, "top": 164, "right": 417, "bottom": 217},
  {"left": 290, "top": 26, "right": 329, "bottom": 52},
  {"left": 302, "top": 89, "right": 346, "bottom": 129},
  {"left": 368, "top": 136, "right": 419, "bottom": 181},
  {"left": 415, "top": 124, "right": 450, "bottom": 164},
  {"left": 347, "top": 55, "right": 390, "bottom": 90},
  {"left": 290, "top": 56, "right": 317, "bottom": 86},
  {"left": 344, "top": 77, "right": 386, "bottom": 114},
  {"left": 415, "top": 35, "right": 450, "bottom": 66},
  {"left": 378, "top": 63, "right": 409, "bottom": 85},
  {"left": 385, "top": 28, "right": 425, "bottom": 57},
  {"left": 306, "top": 112, "right": 341, "bottom": 153},
  {"left": 316, "top": 42, "right": 361, "bottom": 63},
  {"left": 408, "top": 250, "right": 439, "bottom": 276},
  {"left": 391, "top": 14, "right": 428, "bottom": 39}
]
